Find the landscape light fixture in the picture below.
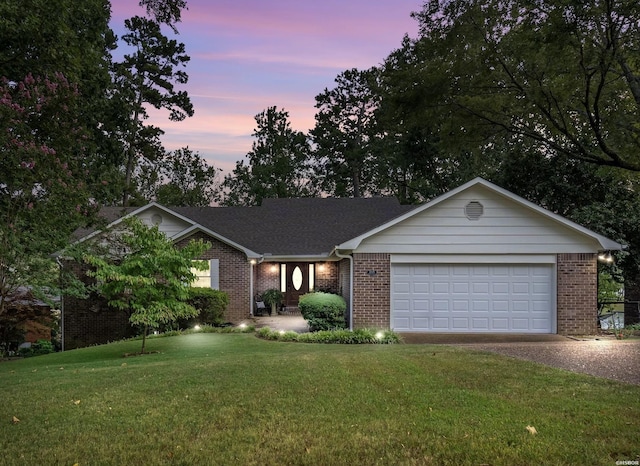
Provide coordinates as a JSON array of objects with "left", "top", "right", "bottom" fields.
[{"left": 598, "top": 252, "right": 614, "bottom": 263}]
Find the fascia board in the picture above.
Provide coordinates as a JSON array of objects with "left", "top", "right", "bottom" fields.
[{"left": 171, "top": 225, "right": 261, "bottom": 259}]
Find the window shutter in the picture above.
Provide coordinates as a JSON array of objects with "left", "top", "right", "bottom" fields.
[{"left": 210, "top": 259, "right": 220, "bottom": 290}]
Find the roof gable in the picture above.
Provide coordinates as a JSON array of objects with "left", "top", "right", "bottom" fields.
[{"left": 337, "top": 178, "right": 624, "bottom": 253}]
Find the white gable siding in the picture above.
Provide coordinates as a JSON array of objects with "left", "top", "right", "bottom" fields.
[
  {"left": 355, "top": 185, "right": 600, "bottom": 254},
  {"left": 136, "top": 207, "right": 192, "bottom": 238}
]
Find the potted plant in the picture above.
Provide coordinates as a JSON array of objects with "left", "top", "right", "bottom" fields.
[{"left": 262, "top": 289, "right": 284, "bottom": 316}]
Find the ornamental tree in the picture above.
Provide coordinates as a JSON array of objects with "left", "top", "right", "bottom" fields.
[{"left": 83, "top": 217, "right": 210, "bottom": 353}]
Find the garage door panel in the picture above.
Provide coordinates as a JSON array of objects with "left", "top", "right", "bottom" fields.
[
  {"left": 491, "top": 318, "right": 509, "bottom": 329},
  {"left": 432, "top": 282, "right": 450, "bottom": 293},
  {"left": 472, "top": 318, "right": 489, "bottom": 330},
  {"left": 432, "top": 317, "right": 450, "bottom": 330},
  {"left": 471, "top": 300, "right": 489, "bottom": 312},
  {"left": 453, "top": 300, "right": 469, "bottom": 311},
  {"left": 433, "top": 300, "right": 450, "bottom": 311},
  {"left": 391, "top": 264, "right": 554, "bottom": 333}
]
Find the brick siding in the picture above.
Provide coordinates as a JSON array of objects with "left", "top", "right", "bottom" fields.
[
  {"left": 62, "top": 260, "right": 135, "bottom": 350},
  {"left": 557, "top": 253, "right": 598, "bottom": 335},
  {"left": 176, "top": 232, "right": 251, "bottom": 323},
  {"left": 352, "top": 253, "right": 391, "bottom": 329}
]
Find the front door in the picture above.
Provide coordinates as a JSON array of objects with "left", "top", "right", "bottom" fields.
[{"left": 284, "top": 263, "right": 310, "bottom": 306}]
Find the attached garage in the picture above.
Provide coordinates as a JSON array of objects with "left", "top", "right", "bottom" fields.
[
  {"left": 391, "top": 262, "right": 555, "bottom": 333},
  {"left": 338, "top": 178, "right": 624, "bottom": 335}
]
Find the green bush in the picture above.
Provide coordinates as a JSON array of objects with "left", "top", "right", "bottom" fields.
[
  {"left": 158, "top": 288, "right": 229, "bottom": 332},
  {"left": 298, "top": 292, "right": 347, "bottom": 331},
  {"left": 255, "top": 327, "right": 401, "bottom": 344},
  {"left": 18, "top": 339, "right": 55, "bottom": 358},
  {"left": 188, "top": 288, "right": 229, "bottom": 325}
]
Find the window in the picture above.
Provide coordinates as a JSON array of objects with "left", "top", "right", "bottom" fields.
[{"left": 191, "top": 259, "right": 219, "bottom": 289}]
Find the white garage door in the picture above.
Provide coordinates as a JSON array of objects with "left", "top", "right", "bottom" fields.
[{"left": 391, "top": 264, "right": 554, "bottom": 333}]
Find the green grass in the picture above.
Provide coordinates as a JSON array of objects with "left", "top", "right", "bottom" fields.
[{"left": 1, "top": 334, "right": 639, "bottom": 465}]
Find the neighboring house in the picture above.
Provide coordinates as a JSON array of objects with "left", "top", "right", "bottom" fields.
[{"left": 62, "top": 178, "right": 624, "bottom": 348}]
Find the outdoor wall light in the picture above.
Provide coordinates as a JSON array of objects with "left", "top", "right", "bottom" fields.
[
  {"left": 318, "top": 264, "right": 325, "bottom": 272},
  {"left": 598, "top": 252, "right": 614, "bottom": 263},
  {"left": 250, "top": 259, "right": 257, "bottom": 265},
  {"left": 270, "top": 265, "right": 277, "bottom": 272},
  {"left": 367, "top": 270, "right": 377, "bottom": 276}
]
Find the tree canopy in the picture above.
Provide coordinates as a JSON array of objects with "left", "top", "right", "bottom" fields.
[
  {"left": 219, "top": 107, "right": 317, "bottom": 206},
  {"left": 408, "top": 0, "right": 640, "bottom": 171}
]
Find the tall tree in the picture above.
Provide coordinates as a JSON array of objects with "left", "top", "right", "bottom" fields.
[
  {"left": 0, "top": 74, "right": 97, "bottom": 323},
  {"left": 84, "top": 217, "right": 210, "bottom": 354},
  {"left": 410, "top": 0, "right": 640, "bottom": 171},
  {"left": 311, "top": 68, "right": 381, "bottom": 198},
  {"left": 111, "top": 15, "right": 193, "bottom": 206},
  {"left": 219, "top": 107, "right": 316, "bottom": 206}
]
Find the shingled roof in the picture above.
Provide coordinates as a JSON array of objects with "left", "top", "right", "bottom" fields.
[
  {"left": 172, "top": 197, "right": 415, "bottom": 256},
  {"left": 82, "top": 197, "right": 415, "bottom": 257}
]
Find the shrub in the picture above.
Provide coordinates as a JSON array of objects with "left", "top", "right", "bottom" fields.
[
  {"left": 298, "top": 292, "right": 347, "bottom": 331},
  {"left": 158, "top": 288, "right": 229, "bottom": 332},
  {"left": 18, "top": 339, "right": 55, "bottom": 358},
  {"left": 188, "top": 288, "right": 229, "bottom": 325},
  {"left": 255, "top": 327, "right": 401, "bottom": 344}
]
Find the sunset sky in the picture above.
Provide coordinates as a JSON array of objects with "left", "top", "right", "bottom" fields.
[{"left": 110, "top": 0, "right": 420, "bottom": 174}]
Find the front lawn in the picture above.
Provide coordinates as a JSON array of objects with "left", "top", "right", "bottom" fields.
[{"left": 1, "top": 334, "right": 639, "bottom": 465}]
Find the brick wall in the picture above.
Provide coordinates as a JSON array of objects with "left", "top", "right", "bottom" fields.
[
  {"left": 177, "top": 232, "right": 251, "bottom": 323},
  {"left": 557, "top": 253, "right": 597, "bottom": 335},
  {"left": 255, "top": 262, "right": 280, "bottom": 297},
  {"left": 62, "top": 260, "right": 134, "bottom": 350},
  {"left": 315, "top": 261, "right": 339, "bottom": 294},
  {"left": 352, "top": 253, "right": 390, "bottom": 329}
]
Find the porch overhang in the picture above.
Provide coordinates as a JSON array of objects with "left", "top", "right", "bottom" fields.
[{"left": 257, "top": 254, "right": 339, "bottom": 262}]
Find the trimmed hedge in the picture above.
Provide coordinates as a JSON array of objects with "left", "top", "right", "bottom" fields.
[
  {"left": 188, "top": 287, "right": 229, "bottom": 325},
  {"left": 256, "top": 327, "right": 401, "bottom": 344},
  {"left": 158, "top": 288, "right": 229, "bottom": 331},
  {"left": 298, "top": 292, "right": 347, "bottom": 331}
]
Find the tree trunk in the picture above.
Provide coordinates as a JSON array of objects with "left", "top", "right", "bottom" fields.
[{"left": 140, "top": 324, "right": 148, "bottom": 354}]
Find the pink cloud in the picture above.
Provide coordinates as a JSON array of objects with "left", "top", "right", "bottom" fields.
[{"left": 109, "top": 0, "right": 419, "bottom": 176}]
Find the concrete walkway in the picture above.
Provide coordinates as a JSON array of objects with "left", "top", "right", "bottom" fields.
[{"left": 245, "top": 315, "right": 309, "bottom": 333}]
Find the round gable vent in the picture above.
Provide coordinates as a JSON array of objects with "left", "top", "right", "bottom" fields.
[
  {"left": 465, "top": 201, "right": 484, "bottom": 220},
  {"left": 151, "top": 214, "right": 163, "bottom": 225}
]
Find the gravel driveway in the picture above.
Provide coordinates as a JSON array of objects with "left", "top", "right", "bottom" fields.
[{"left": 453, "top": 339, "right": 640, "bottom": 385}]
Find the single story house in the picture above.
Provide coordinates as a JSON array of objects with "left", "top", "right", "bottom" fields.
[{"left": 62, "top": 177, "right": 623, "bottom": 348}]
